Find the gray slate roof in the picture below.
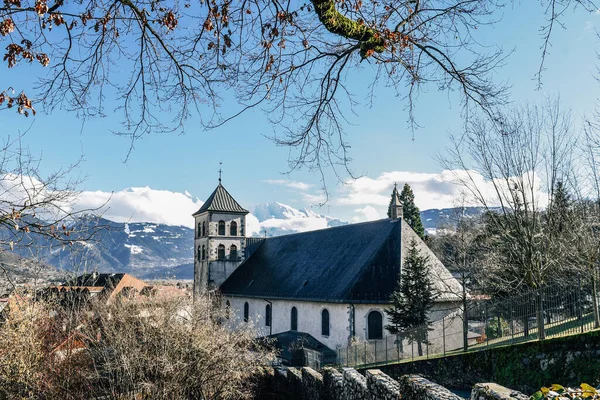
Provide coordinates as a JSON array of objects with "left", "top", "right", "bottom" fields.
[
  {"left": 220, "top": 218, "right": 463, "bottom": 303},
  {"left": 193, "top": 184, "right": 249, "bottom": 215},
  {"left": 66, "top": 273, "right": 125, "bottom": 288}
]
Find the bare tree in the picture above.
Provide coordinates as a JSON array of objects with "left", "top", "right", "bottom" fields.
[
  {"left": 430, "top": 194, "right": 484, "bottom": 351},
  {"left": 439, "top": 98, "right": 581, "bottom": 339},
  {"left": 0, "top": 133, "right": 104, "bottom": 294},
  {"left": 1, "top": 0, "right": 595, "bottom": 181}
]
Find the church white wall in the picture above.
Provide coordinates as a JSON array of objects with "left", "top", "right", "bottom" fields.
[
  {"left": 225, "top": 296, "right": 463, "bottom": 353},
  {"left": 225, "top": 297, "right": 398, "bottom": 350}
]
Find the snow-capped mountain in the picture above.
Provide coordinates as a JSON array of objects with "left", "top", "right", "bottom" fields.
[
  {"left": 4, "top": 203, "right": 486, "bottom": 280},
  {"left": 420, "top": 206, "right": 490, "bottom": 235},
  {"left": 252, "top": 202, "right": 347, "bottom": 237}
]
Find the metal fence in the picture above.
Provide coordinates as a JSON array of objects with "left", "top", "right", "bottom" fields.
[{"left": 337, "top": 278, "right": 600, "bottom": 368}]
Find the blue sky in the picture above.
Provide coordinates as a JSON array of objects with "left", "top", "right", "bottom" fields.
[{"left": 2, "top": 2, "right": 600, "bottom": 224}]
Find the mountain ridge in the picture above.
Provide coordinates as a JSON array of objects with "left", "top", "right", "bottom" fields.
[{"left": 3, "top": 204, "right": 488, "bottom": 280}]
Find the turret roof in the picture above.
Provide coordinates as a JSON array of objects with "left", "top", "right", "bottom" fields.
[
  {"left": 193, "top": 184, "right": 249, "bottom": 215},
  {"left": 391, "top": 183, "right": 403, "bottom": 207}
]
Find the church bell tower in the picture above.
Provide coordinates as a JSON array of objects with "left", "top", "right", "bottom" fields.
[{"left": 192, "top": 170, "right": 249, "bottom": 295}]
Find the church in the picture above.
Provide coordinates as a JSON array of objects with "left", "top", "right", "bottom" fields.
[{"left": 192, "top": 180, "right": 464, "bottom": 356}]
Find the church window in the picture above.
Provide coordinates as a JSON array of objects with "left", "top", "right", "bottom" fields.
[
  {"left": 217, "top": 244, "right": 225, "bottom": 260},
  {"left": 291, "top": 307, "right": 298, "bottom": 331},
  {"left": 265, "top": 304, "right": 272, "bottom": 327},
  {"left": 202, "top": 221, "right": 206, "bottom": 236},
  {"left": 244, "top": 302, "right": 249, "bottom": 322},
  {"left": 197, "top": 245, "right": 201, "bottom": 261},
  {"left": 230, "top": 221, "right": 238, "bottom": 236},
  {"left": 201, "top": 245, "right": 206, "bottom": 260},
  {"left": 230, "top": 245, "right": 238, "bottom": 260},
  {"left": 321, "top": 309, "right": 330, "bottom": 336},
  {"left": 197, "top": 222, "right": 201, "bottom": 238},
  {"left": 367, "top": 311, "right": 383, "bottom": 340},
  {"left": 218, "top": 220, "right": 226, "bottom": 235}
]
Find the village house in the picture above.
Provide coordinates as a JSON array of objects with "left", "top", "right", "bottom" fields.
[
  {"left": 44, "top": 272, "right": 150, "bottom": 305},
  {"left": 193, "top": 181, "right": 465, "bottom": 356}
]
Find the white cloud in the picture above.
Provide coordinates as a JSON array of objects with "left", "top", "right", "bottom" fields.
[
  {"left": 337, "top": 169, "right": 549, "bottom": 212},
  {"left": 263, "top": 179, "right": 314, "bottom": 191},
  {"left": 352, "top": 205, "right": 380, "bottom": 222},
  {"left": 73, "top": 187, "right": 203, "bottom": 228}
]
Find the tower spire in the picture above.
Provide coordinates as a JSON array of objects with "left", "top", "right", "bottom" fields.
[
  {"left": 218, "top": 162, "right": 222, "bottom": 184},
  {"left": 390, "top": 183, "right": 403, "bottom": 219}
]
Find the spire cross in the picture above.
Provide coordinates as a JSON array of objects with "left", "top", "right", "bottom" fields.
[{"left": 218, "top": 162, "right": 222, "bottom": 184}]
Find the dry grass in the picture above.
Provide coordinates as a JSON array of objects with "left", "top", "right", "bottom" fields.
[{"left": 0, "top": 293, "right": 273, "bottom": 399}]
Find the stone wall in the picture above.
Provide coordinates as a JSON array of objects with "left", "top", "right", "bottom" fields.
[
  {"left": 373, "top": 329, "right": 600, "bottom": 394},
  {"left": 470, "top": 383, "right": 528, "bottom": 400},
  {"left": 398, "top": 375, "right": 463, "bottom": 400},
  {"left": 253, "top": 366, "right": 511, "bottom": 400}
]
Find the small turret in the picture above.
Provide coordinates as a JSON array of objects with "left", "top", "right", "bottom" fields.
[{"left": 390, "top": 183, "right": 403, "bottom": 220}]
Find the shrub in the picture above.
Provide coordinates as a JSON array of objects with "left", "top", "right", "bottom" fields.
[
  {"left": 531, "top": 384, "right": 600, "bottom": 400},
  {"left": 0, "top": 294, "right": 273, "bottom": 399}
]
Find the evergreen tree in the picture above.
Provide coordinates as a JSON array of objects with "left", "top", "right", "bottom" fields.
[
  {"left": 546, "top": 180, "right": 572, "bottom": 235},
  {"left": 385, "top": 239, "right": 437, "bottom": 356},
  {"left": 387, "top": 183, "right": 425, "bottom": 239}
]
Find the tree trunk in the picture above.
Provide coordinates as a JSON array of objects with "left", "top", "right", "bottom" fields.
[{"left": 417, "top": 341, "right": 423, "bottom": 357}]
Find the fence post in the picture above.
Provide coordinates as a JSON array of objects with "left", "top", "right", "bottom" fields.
[
  {"left": 538, "top": 288, "right": 545, "bottom": 340},
  {"left": 443, "top": 316, "right": 446, "bottom": 356},
  {"left": 385, "top": 336, "right": 388, "bottom": 363},
  {"left": 355, "top": 344, "right": 357, "bottom": 366},
  {"left": 579, "top": 274, "right": 584, "bottom": 333},
  {"left": 411, "top": 340, "right": 414, "bottom": 361},
  {"left": 364, "top": 341, "right": 367, "bottom": 365},
  {"left": 374, "top": 340, "right": 377, "bottom": 363},
  {"left": 485, "top": 303, "right": 489, "bottom": 347},
  {"left": 426, "top": 330, "right": 429, "bottom": 359},
  {"left": 510, "top": 299, "right": 514, "bottom": 343},
  {"left": 346, "top": 346, "right": 349, "bottom": 367}
]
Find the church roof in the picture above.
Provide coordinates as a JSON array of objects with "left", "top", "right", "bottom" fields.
[
  {"left": 193, "top": 184, "right": 249, "bottom": 215},
  {"left": 220, "top": 219, "right": 462, "bottom": 303}
]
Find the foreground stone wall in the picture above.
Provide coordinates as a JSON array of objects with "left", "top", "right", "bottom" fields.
[
  {"left": 470, "top": 383, "right": 528, "bottom": 400},
  {"left": 253, "top": 367, "right": 508, "bottom": 400},
  {"left": 372, "top": 329, "right": 600, "bottom": 394}
]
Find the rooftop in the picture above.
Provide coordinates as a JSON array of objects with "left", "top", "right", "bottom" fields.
[{"left": 193, "top": 184, "right": 249, "bottom": 215}]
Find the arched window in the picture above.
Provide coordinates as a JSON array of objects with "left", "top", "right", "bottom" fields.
[
  {"left": 230, "top": 221, "right": 238, "bottom": 236},
  {"left": 218, "top": 220, "right": 226, "bottom": 235},
  {"left": 230, "top": 245, "right": 238, "bottom": 260},
  {"left": 367, "top": 311, "right": 383, "bottom": 340},
  {"left": 225, "top": 300, "right": 231, "bottom": 319},
  {"left": 201, "top": 245, "right": 206, "bottom": 260},
  {"left": 291, "top": 306, "right": 298, "bottom": 331},
  {"left": 244, "top": 302, "right": 249, "bottom": 322},
  {"left": 197, "top": 245, "right": 201, "bottom": 261},
  {"left": 265, "top": 304, "right": 272, "bottom": 327},
  {"left": 197, "top": 222, "right": 201, "bottom": 238},
  {"left": 202, "top": 221, "right": 206, "bottom": 236},
  {"left": 321, "top": 309, "right": 330, "bottom": 336},
  {"left": 217, "top": 244, "right": 225, "bottom": 260}
]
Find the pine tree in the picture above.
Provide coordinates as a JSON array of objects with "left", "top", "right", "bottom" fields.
[
  {"left": 385, "top": 239, "right": 437, "bottom": 356},
  {"left": 546, "top": 180, "right": 572, "bottom": 235},
  {"left": 390, "top": 183, "right": 425, "bottom": 239}
]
